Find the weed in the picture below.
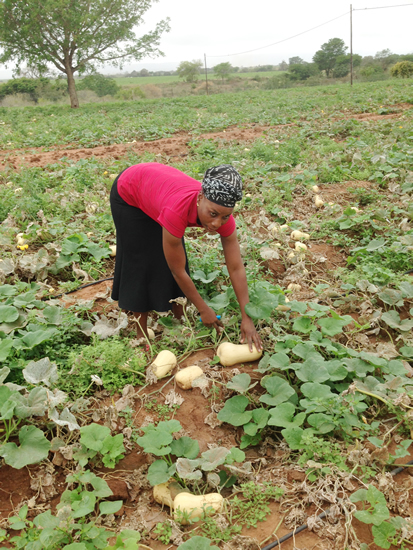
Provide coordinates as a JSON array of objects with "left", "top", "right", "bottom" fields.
[{"left": 59, "top": 336, "right": 145, "bottom": 397}]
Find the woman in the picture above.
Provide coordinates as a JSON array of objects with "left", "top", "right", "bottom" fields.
[{"left": 110, "top": 162, "right": 262, "bottom": 352}]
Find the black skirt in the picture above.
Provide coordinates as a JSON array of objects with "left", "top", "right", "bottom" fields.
[{"left": 110, "top": 177, "right": 189, "bottom": 312}]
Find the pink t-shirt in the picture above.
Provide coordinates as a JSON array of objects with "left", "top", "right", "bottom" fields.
[{"left": 117, "top": 163, "right": 236, "bottom": 239}]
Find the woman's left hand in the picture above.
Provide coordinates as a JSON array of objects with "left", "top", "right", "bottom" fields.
[{"left": 240, "top": 317, "right": 263, "bottom": 352}]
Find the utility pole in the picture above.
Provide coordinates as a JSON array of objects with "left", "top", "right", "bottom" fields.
[
  {"left": 350, "top": 4, "right": 353, "bottom": 86},
  {"left": 204, "top": 53, "right": 209, "bottom": 96}
]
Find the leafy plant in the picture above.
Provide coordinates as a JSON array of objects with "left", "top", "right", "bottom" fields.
[
  {"left": 350, "top": 485, "right": 413, "bottom": 549},
  {"left": 73, "top": 423, "right": 125, "bottom": 468},
  {"left": 60, "top": 337, "right": 145, "bottom": 397},
  {"left": 3, "top": 472, "right": 138, "bottom": 549}
]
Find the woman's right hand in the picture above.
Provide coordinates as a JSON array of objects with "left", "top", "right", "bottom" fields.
[{"left": 200, "top": 307, "right": 223, "bottom": 330}]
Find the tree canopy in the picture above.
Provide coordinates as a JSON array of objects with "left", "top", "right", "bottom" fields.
[
  {"left": 0, "top": 0, "right": 170, "bottom": 107},
  {"left": 289, "top": 56, "right": 305, "bottom": 66},
  {"left": 390, "top": 61, "right": 413, "bottom": 78},
  {"left": 213, "top": 62, "right": 233, "bottom": 81},
  {"left": 176, "top": 60, "right": 202, "bottom": 83},
  {"left": 313, "top": 38, "right": 347, "bottom": 77},
  {"left": 288, "top": 63, "right": 319, "bottom": 81},
  {"left": 77, "top": 74, "right": 120, "bottom": 97}
]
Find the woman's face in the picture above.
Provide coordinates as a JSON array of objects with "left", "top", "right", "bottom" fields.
[{"left": 197, "top": 193, "right": 233, "bottom": 233}]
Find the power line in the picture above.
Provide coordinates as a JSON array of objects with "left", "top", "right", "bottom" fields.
[
  {"left": 353, "top": 2, "right": 413, "bottom": 10},
  {"left": 207, "top": 11, "right": 349, "bottom": 58}
]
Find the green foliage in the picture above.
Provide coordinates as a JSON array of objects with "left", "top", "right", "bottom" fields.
[
  {"left": 177, "top": 60, "right": 203, "bottom": 83},
  {"left": 196, "top": 482, "right": 284, "bottom": 543},
  {"left": 0, "top": 282, "right": 93, "bottom": 376},
  {"left": 3, "top": 471, "right": 139, "bottom": 549},
  {"left": 0, "top": 425, "right": 50, "bottom": 469},
  {"left": 73, "top": 423, "right": 125, "bottom": 468},
  {"left": 313, "top": 37, "right": 348, "bottom": 77},
  {"left": 61, "top": 337, "right": 145, "bottom": 398},
  {"left": 154, "top": 522, "right": 173, "bottom": 545},
  {"left": 52, "top": 232, "right": 111, "bottom": 272},
  {"left": 115, "top": 85, "right": 145, "bottom": 100},
  {"left": 178, "top": 537, "right": 219, "bottom": 550},
  {"left": 77, "top": 74, "right": 120, "bottom": 97},
  {"left": 0, "top": 77, "right": 50, "bottom": 103},
  {"left": 288, "top": 63, "right": 319, "bottom": 81},
  {"left": 347, "top": 484, "right": 413, "bottom": 549},
  {"left": 213, "top": 62, "right": 234, "bottom": 81},
  {"left": 390, "top": 61, "right": 413, "bottom": 78}
]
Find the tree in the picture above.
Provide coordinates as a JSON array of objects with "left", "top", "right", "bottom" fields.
[
  {"left": 289, "top": 56, "right": 305, "bottom": 66},
  {"left": 176, "top": 60, "right": 202, "bottom": 83},
  {"left": 213, "top": 62, "right": 233, "bottom": 81},
  {"left": 288, "top": 63, "right": 319, "bottom": 81},
  {"left": 0, "top": 0, "right": 170, "bottom": 108},
  {"left": 313, "top": 38, "right": 347, "bottom": 77},
  {"left": 278, "top": 60, "right": 288, "bottom": 71},
  {"left": 390, "top": 61, "right": 413, "bottom": 78},
  {"left": 332, "top": 53, "right": 362, "bottom": 78},
  {"left": 374, "top": 49, "right": 400, "bottom": 69},
  {"left": 77, "top": 74, "right": 120, "bottom": 97}
]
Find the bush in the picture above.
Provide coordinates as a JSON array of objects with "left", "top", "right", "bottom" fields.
[
  {"left": 390, "top": 61, "right": 413, "bottom": 78},
  {"left": 263, "top": 74, "right": 292, "bottom": 89},
  {"left": 115, "top": 85, "right": 145, "bottom": 100},
  {"left": 77, "top": 74, "right": 120, "bottom": 96},
  {"left": 0, "top": 77, "right": 49, "bottom": 103},
  {"left": 289, "top": 63, "right": 319, "bottom": 81},
  {"left": 359, "top": 65, "right": 386, "bottom": 81}
]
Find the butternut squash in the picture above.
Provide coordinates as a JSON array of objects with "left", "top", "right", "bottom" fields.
[
  {"left": 149, "top": 350, "right": 177, "bottom": 379},
  {"left": 175, "top": 366, "right": 204, "bottom": 390},
  {"left": 173, "top": 492, "right": 224, "bottom": 524},
  {"left": 295, "top": 242, "right": 307, "bottom": 252},
  {"left": 312, "top": 185, "right": 320, "bottom": 193},
  {"left": 216, "top": 342, "right": 262, "bottom": 367},
  {"left": 314, "top": 195, "right": 324, "bottom": 208},
  {"left": 290, "top": 230, "right": 310, "bottom": 241},
  {"left": 109, "top": 245, "right": 117, "bottom": 257},
  {"left": 153, "top": 480, "right": 186, "bottom": 509},
  {"left": 153, "top": 482, "right": 174, "bottom": 509}
]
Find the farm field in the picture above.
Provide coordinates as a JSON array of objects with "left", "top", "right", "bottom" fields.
[
  {"left": 0, "top": 79, "right": 413, "bottom": 550},
  {"left": 112, "top": 71, "right": 285, "bottom": 86}
]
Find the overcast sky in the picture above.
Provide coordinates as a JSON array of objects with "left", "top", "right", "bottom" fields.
[{"left": 1, "top": 0, "right": 412, "bottom": 78}]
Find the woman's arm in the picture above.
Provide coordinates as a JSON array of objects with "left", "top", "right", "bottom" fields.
[
  {"left": 162, "top": 228, "right": 223, "bottom": 330},
  {"left": 221, "top": 230, "right": 262, "bottom": 351}
]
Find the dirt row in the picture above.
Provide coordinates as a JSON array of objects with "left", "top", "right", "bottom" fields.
[{"left": 1, "top": 105, "right": 410, "bottom": 171}]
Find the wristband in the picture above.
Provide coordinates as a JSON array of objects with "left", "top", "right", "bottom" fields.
[{"left": 199, "top": 315, "right": 221, "bottom": 323}]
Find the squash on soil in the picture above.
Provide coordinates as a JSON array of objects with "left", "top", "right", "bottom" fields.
[
  {"left": 149, "top": 350, "right": 177, "bottom": 379},
  {"left": 173, "top": 492, "right": 224, "bottom": 524},
  {"left": 217, "top": 342, "right": 262, "bottom": 367},
  {"left": 175, "top": 366, "right": 204, "bottom": 390}
]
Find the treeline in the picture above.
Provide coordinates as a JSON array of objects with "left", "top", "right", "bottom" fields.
[
  {"left": 0, "top": 77, "right": 67, "bottom": 103},
  {"left": 0, "top": 74, "right": 121, "bottom": 103}
]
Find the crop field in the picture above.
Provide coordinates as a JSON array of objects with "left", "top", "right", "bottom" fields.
[
  {"left": 113, "top": 71, "right": 284, "bottom": 86},
  {"left": 0, "top": 79, "right": 412, "bottom": 550}
]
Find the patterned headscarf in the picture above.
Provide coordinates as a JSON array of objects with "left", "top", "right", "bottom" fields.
[{"left": 202, "top": 165, "right": 243, "bottom": 208}]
